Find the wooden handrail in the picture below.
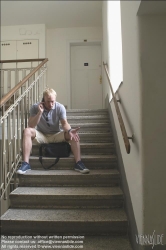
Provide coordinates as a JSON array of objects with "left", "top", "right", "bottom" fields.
[
  {"left": 0, "top": 58, "right": 46, "bottom": 63},
  {"left": 103, "top": 62, "right": 131, "bottom": 154},
  {"left": 0, "top": 58, "right": 48, "bottom": 107}
]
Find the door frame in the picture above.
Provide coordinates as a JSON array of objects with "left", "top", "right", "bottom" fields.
[{"left": 66, "top": 40, "right": 103, "bottom": 109}]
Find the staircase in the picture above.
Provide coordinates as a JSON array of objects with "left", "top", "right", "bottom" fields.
[{"left": 1, "top": 109, "right": 132, "bottom": 250}]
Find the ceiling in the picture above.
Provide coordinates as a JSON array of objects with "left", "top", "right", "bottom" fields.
[{"left": 1, "top": 1, "right": 102, "bottom": 29}]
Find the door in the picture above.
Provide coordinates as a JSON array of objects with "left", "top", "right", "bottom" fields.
[{"left": 71, "top": 45, "right": 102, "bottom": 109}]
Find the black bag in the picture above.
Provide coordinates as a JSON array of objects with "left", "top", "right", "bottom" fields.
[{"left": 39, "top": 142, "right": 71, "bottom": 169}]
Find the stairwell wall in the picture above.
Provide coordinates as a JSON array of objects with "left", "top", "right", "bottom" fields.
[
  {"left": 103, "top": 0, "right": 166, "bottom": 248},
  {"left": 46, "top": 26, "right": 102, "bottom": 108},
  {"left": 139, "top": 15, "right": 166, "bottom": 245},
  {"left": 102, "top": 1, "right": 143, "bottom": 249},
  {"left": 1, "top": 24, "right": 46, "bottom": 58},
  {"left": 119, "top": 1, "right": 144, "bottom": 238}
]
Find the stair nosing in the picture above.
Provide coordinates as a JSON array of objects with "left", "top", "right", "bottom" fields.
[
  {"left": 30, "top": 154, "right": 117, "bottom": 159},
  {"left": 10, "top": 186, "right": 123, "bottom": 196},
  {"left": 18, "top": 169, "right": 120, "bottom": 176},
  {"left": 1, "top": 208, "right": 127, "bottom": 222}
]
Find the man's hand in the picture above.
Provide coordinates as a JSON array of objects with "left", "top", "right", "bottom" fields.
[
  {"left": 38, "top": 102, "right": 44, "bottom": 113},
  {"left": 28, "top": 103, "right": 44, "bottom": 128},
  {"left": 68, "top": 127, "right": 80, "bottom": 142}
]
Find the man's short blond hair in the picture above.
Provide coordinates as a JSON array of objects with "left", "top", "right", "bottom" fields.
[{"left": 43, "top": 88, "right": 57, "bottom": 98}]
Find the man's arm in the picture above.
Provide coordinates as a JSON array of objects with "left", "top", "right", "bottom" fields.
[
  {"left": 60, "top": 119, "right": 80, "bottom": 142},
  {"left": 28, "top": 103, "right": 44, "bottom": 128},
  {"left": 60, "top": 119, "right": 71, "bottom": 132}
]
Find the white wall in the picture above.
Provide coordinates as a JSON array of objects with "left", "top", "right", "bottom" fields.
[
  {"left": 46, "top": 27, "right": 103, "bottom": 107},
  {"left": 119, "top": 0, "right": 143, "bottom": 235},
  {"left": 102, "top": 0, "right": 143, "bottom": 236},
  {"left": 1, "top": 24, "right": 46, "bottom": 58},
  {"left": 103, "top": 0, "right": 166, "bottom": 246},
  {"left": 102, "top": 1, "right": 111, "bottom": 106},
  {"left": 140, "top": 15, "right": 166, "bottom": 241}
]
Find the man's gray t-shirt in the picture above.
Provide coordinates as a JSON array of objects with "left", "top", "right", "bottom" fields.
[{"left": 30, "top": 102, "right": 66, "bottom": 134}]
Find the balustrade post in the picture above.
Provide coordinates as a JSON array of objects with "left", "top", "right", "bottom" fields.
[
  {"left": 1, "top": 70, "right": 4, "bottom": 98},
  {"left": 2, "top": 118, "right": 7, "bottom": 200}
]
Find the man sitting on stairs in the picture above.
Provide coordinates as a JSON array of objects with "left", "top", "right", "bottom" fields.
[{"left": 17, "top": 88, "right": 90, "bottom": 175}]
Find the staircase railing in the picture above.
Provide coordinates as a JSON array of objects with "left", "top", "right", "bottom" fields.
[
  {"left": 103, "top": 62, "right": 132, "bottom": 154},
  {"left": 0, "top": 58, "right": 48, "bottom": 200}
]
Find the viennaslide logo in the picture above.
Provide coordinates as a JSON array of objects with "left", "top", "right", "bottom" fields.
[{"left": 136, "top": 230, "right": 164, "bottom": 249}]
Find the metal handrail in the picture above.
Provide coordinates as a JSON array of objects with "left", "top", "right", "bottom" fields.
[{"left": 103, "top": 62, "right": 132, "bottom": 154}]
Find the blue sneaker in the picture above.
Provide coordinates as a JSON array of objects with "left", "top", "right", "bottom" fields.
[
  {"left": 17, "top": 162, "right": 31, "bottom": 174},
  {"left": 75, "top": 161, "right": 90, "bottom": 174}
]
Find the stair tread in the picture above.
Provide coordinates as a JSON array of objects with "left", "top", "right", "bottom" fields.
[
  {"left": 33, "top": 142, "right": 115, "bottom": 148},
  {"left": 11, "top": 186, "right": 123, "bottom": 196},
  {"left": 19, "top": 169, "right": 119, "bottom": 176},
  {"left": 80, "top": 142, "right": 114, "bottom": 145},
  {"left": 67, "top": 109, "right": 108, "bottom": 112},
  {"left": 33, "top": 142, "right": 114, "bottom": 146},
  {"left": 74, "top": 131, "right": 112, "bottom": 135},
  {"left": 30, "top": 154, "right": 117, "bottom": 160},
  {"left": 80, "top": 236, "right": 132, "bottom": 250},
  {"left": 0, "top": 235, "right": 132, "bottom": 250},
  {"left": 69, "top": 123, "right": 110, "bottom": 125},
  {"left": 67, "top": 115, "right": 108, "bottom": 118},
  {"left": 1, "top": 208, "right": 127, "bottom": 222}
]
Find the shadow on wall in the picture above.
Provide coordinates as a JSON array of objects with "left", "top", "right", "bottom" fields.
[{"left": 105, "top": 94, "right": 139, "bottom": 250}]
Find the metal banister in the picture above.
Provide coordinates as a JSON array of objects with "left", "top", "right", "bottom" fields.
[{"left": 0, "top": 58, "right": 48, "bottom": 200}]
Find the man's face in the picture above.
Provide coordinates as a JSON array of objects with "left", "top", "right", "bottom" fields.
[{"left": 43, "top": 94, "right": 56, "bottom": 110}]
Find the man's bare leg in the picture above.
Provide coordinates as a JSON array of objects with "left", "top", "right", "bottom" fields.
[
  {"left": 70, "top": 140, "right": 81, "bottom": 163},
  {"left": 64, "top": 132, "right": 81, "bottom": 163},
  {"left": 17, "top": 128, "right": 36, "bottom": 174},
  {"left": 64, "top": 132, "right": 89, "bottom": 174},
  {"left": 22, "top": 128, "right": 36, "bottom": 163}
]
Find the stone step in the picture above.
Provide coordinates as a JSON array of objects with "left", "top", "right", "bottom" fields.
[
  {"left": 32, "top": 143, "right": 116, "bottom": 156},
  {"left": 67, "top": 115, "right": 109, "bottom": 124},
  {"left": 10, "top": 186, "right": 124, "bottom": 209},
  {"left": 0, "top": 235, "right": 132, "bottom": 250},
  {"left": 66, "top": 109, "right": 108, "bottom": 116},
  {"left": 29, "top": 155, "right": 118, "bottom": 170},
  {"left": 79, "top": 143, "right": 115, "bottom": 154},
  {"left": 78, "top": 236, "right": 132, "bottom": 250},
  {"left": 55, "top": 131, "right": 113, "bottom": 142},
  {"left": 78, "top": 132, "right": 113, "bottom": 142},
  {"left": 18, "top": 169, "right": 120, "bottom": 187},
  {"left": 66, "top": 123, "right": 111, "bottom": 132},
  {"left": 1, "top": 208, "right": 128, "bottom": 235}
]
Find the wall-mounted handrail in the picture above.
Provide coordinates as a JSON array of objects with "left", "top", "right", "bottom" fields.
[
  {"left": 103, "top": 62, "right": 131, "bottom": 154},
  {"left": 0, "top": 58, "right": 48, "bottom": 107}
]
